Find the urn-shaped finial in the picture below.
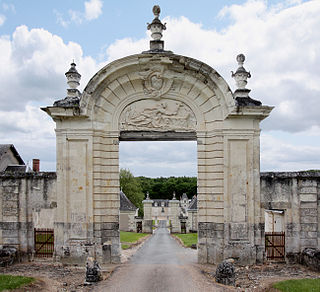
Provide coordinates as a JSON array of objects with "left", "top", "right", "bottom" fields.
[
  {"left": 231, "top": 54, "right": 251, "bottom": 90},
  {"left": 147, "top": 5, "right": 166, "bottom": 41},
  {"left": 146, "top": 192, "right": 150, "bottom": 200},
  {"left": 231, "top": 54, "right": 262, "bottom": 106},
  {"left": 172, "top": 191, "right": 176, "bottom": 200}
]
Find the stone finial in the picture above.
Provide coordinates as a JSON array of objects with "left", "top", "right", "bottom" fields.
[
  {"left": 231, "top": 54, "right": 251, "bottom": 90},
  {"left": 146, "top": 5, "right": 166, "bottom": 51},
  {"left": 66, "top": 62, "right": 81, "bottom": 91},
  {"left": 146, "top": 192, "right": 150, "bottom": 200},
  {"left": 231, "top": 54, "right": 262, "bottom": 106},
  {"left": 53, "top": 62, "right": 81, "bottom": 107},
  {"left": 147, "top": 5, "right": 166, "bottom": 41},
  {"left": 152, "top": 5, "right": 161, "bottom": 18},
  {"left": 172, "top": 191, "right": 176, "bottom": 200}
]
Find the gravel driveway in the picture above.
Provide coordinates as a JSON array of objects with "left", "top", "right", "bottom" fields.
[{"left": 97, "top": 221, "right": 229, "bottom": 292}]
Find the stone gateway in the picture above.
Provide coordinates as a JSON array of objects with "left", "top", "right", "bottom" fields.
[{"left": 42, "top": 7, "right": 273, "bottom": 265}]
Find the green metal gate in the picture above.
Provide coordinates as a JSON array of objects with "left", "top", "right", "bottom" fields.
[{"left": 34, "top": 228, "right": 54, "bottom": 257}]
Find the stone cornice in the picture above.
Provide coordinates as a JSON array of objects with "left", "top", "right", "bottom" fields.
[{"left": 227, "top": 105, "right": 274, "bottom": 121}]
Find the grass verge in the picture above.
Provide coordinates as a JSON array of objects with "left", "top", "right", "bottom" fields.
[
  {"left": 0, "top": 275, "right": 35, "bottom": 291},
  {"left": 273, "top": 278, "right": 320, "bottom": 292},
  {"left": 174, "top": 233, "right": 197, "bottom": 248},
  {"left": 120, "top": 231, "right": 149, "bottom": 249}
]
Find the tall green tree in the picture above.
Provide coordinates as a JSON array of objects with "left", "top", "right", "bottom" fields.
[
  {"left": 136, "top": 176, "right": 197, "bottom": 200},
  {"left": 119, "top": 168, "right": 144, "bottom": 217}
]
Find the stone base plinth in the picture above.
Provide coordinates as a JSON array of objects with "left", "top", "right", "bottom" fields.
[
  {"left": 143, "top": 219, "right": 153, "bottom": 233},
  {"left": 198, "top": 223, "right": 264, "bottom": 265},
  {"left": 54, "top": 222, "right": 121, "bottom": 264}
]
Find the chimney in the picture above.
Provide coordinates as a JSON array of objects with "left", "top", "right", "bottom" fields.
[{"left": 33, "top": 159, "right": 40, "bottom": 172}]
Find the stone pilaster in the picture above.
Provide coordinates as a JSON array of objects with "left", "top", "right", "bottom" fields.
[
  {"left": 143, "top": 195, "right": 153, "bottom": 233},
  {"left": 197, "top": 132, "right": 225, "bottom": 264},
  {"left": 169, "top": 198, "right": 180, "bottom": 233}
]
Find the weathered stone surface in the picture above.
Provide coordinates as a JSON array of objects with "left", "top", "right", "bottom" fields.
[
  {"left": 0, "top": 172, "right": 56, "bottom": 256},
  {"left": 41, "top": 45, "right": 271, "bottom": 266},
  {"left": 215, "top": 259, "right": 235, "bottom": 286},
  {"left": 0, "top": 246, "right": 17, "bottom": 266},
  {"left": 301, "top": 248, "right": 320, "bottom": 271},
  {"left": 261, "top": 171, "right": 320, "bottom": 257},
  {"left": 85, "top": 257, "right": 102, "bottom": 283}
]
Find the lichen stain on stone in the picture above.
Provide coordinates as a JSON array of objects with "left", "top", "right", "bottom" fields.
[{"left": 79, "top": 186, "right": 83, "bottom": 191}]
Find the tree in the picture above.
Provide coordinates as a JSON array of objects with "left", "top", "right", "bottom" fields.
[
  {"left": 120, "top": 168, "right": 144, "bottom": 217},
  {"left": 136, "top": 176, "right": 197, "bottom": 200}
]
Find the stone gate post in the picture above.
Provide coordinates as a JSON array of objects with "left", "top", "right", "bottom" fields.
[{"left": 142, "top": 192, "right": 153, "bottom": 233}]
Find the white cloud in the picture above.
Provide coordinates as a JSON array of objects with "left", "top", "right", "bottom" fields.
[
  {"left": 0, "top": 25, "right": 103, "bottom": 170},
  {"left": 0, "top": 25, "right": 101, "bottom": 111},
  {"left": 0, "top": 14, "right": 5, "bottom": 26},
  {"left": 85, "top": 0, "right": 103, "bottom": 20},
  {"left": 120, "top": 141, "right": 197, "bottom": 177},
  {"left": 2, "top": 3, "right": 15, "bottom": 13},
  {"left": 69, "top": 10, "right": 83, "bottom": 25},
  {"left": 104, "top": 0, "right": 320, "bottom": 134},
  {"left": 261, "top": 133, "right": 320, "bottom": 171},
  {"left": 56, "top": 0, "right": 103, "bottom": 26},
  {"left": 0, "top": 105, "right": 56, "bottom": 171},
  {"left": 54, "top": 10, "right": 69, "bottom": 28},
  {"left": 1, "top": 0, "right": 319, "bottom": 174}
]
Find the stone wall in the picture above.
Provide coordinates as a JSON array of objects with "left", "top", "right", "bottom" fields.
[
  {"left": 119, "top": 211, "right": 136, "bottom": 232},
  {"left": 261, "top": 171, "right": 320, "bottom": 258},
  {"left": 1, "top": 170, "right": 318, "bottom": 263},
  {"left": 188, "top": 210, "right": 197, "bottom": 232},
  {"left": 0, "top": 172, "right": 56, "bottom": 258}
]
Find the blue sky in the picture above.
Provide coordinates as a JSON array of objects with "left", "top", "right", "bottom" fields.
[{"left": 0, "top": 0, "right": 319, "bottom": 177}]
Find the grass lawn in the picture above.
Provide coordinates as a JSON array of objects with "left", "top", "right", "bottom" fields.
[
  {"left": 120, "top": 231, "right": 149, "bottom": 249},
  {"left": 174, "top": 233, "right": 197, "bottom": 247},
  {"left": 0, "top": 275, "right": 35, "bottom": 291},
  {"left": 273, "top": 278, "right": 320, "bottom": 292}
]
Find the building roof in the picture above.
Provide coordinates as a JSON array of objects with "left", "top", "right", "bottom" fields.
[
  {"left": 0, "top": 144, "right": 25, "bottom": 165},
  {"left": 181, "top": 193, "right": 188, "bottom": 200},
  {"left": 4, "top": 165, "right": 26, "bottom": 173},
  {"left": 152, "top": 199, "right": 169, "bottom": 207},
  {"left": 188, "top": 195, "right": 197, "bottom": 210},
  {"left": 120, "top": 190, "right": 137, "bottom": 211}
]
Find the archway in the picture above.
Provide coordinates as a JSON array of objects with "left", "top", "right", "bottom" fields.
[
  {"left": 43, "top": 7, "right": 272, "bottom": 264},
  {"left": 43, "top": 52, "right": 272, "bottom": 265}
]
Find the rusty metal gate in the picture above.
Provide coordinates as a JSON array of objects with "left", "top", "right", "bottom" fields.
[
  {"left": 136, "top": 221, "right": 142, "bottom": 233},
  {"left": 181, "top": 222, "right": 186, "bottom": 234},
  {"left": 265, "top": 232, "right": 285, "bottom": 260},
  {"left": 34, "top": 228, "right": 54, "bottom": 257}
]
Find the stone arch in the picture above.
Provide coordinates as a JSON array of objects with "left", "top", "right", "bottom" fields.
[
  {"left": 80, "top": 54, "right": 235, "bottom": 131},
  {"left": 43, "top": 52, "right": 272, "bottom": 265}
]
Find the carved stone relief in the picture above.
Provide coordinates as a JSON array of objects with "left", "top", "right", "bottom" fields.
[
  {"left": 119, "top": 99, "right": 196, "bottom": 131},
  {"left": 140, "top": 66, "right": 173, "bottom": 100}
]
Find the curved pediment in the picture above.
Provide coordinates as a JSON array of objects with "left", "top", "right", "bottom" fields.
[{"left": 80, "top": 53, "right": 235, "bottom": 132}]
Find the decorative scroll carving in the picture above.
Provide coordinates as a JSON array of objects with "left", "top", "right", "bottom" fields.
[
  {"left": 140, "top": 66, "right": 173, "bottom": 100},
  {"left": 119, "top": 99, "right": 196, "bottom": 131}
]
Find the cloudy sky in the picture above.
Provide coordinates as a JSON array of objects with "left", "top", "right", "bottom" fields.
[{"left": 0, "top": 0, "right": 319, "bottom": 177}]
